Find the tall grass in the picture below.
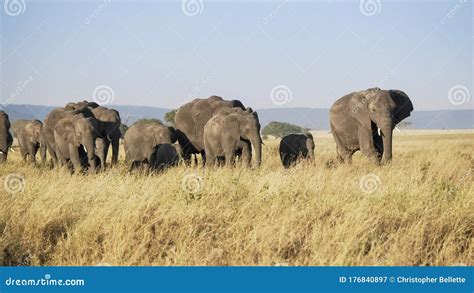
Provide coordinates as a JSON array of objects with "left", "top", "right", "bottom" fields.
[{"left": 1, "top": 130, "right": 472, "bottom": 266}]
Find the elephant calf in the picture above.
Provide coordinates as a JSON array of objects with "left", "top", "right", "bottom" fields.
[
  {"left": 152, "top": 143, "right": 181, "bottom": 172},
  {"left": 279, "top": 133, "right": 315, "bottom": 168},
  {"left": 11, "top": 119, "right": 46, "bottom": 163}
]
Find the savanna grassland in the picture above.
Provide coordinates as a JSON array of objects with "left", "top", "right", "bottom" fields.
[{"left": 0, "top": 130, "right": 473, "bottom": 266}]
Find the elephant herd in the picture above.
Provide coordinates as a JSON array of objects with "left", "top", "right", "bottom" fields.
[{"left": 0, "top": 88, "right": 413, "bottom": 173}]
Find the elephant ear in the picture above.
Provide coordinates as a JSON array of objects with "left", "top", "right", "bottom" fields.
[
  {"left": 230, "top": 99, "right": 246, "bottom": 110},
  {"left": 56, "top": 122, "right": 79, "bottom": 146},
  {"left": 389, "top": 90, "right": 413, "bottom": 124},
  {"left": 167, "top": 127, "right": 178, "bottom": 143}
]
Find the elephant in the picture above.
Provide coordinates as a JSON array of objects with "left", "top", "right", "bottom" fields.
[
  {"left": 123, "top": 121, "right": 178, "bottom": 171},
  {"left": 174, "top": 95, "right": 246, "bottom": 165},
  {"left": 279, "top": 133, "right": 315, "bottom": 168},
  {"left": 64, "top": 100, "right": 99, "bottom": 110},
  {"left": 53, "top": 114, "right": 99, "bottom": 173},
  {"left": 0, "top": 111, "right": 13, "bottom": 164},
  {"left": 152, "top": 143, "right": 181, "bottom": 171},
  {"left": 91, "top": 106, "right": 121, "bottom": 169},
  {"left": 203, "top": 108, "right": 262, "bottom": 167},
  {"left": 42, "top": 106, "right": 96, "bottom": 166},
  {"left": 11, "top": 119, "right": 46, "bottom": 163},
  {"left": 329, "top": 87, "right": 413, "bottom": 164}
]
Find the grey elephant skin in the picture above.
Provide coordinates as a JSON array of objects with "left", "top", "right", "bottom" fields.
[
  {"left": 123, "top": 122, "right": 178, "bottom": 171},
  {"left": 53, "top": 113, "right": 99, "bottom": 173},
  {"left": 153, "top": 143, "right": 181, "bottom": 172},
  {"left": 0, "top": 111, "right": 13, "bottom": 164},
  {"left": 279, "top": 133, "right": 315, "bottom": 168},
  {"left": 203, "top": 108, "right": 262, "bottom": 167},
  {"left": 91, "top": 106, "right": 121, "bottom": 169},
  {"left": 329, "top": 88, "right": 413, "bottom": 164},
  {"left": 174, "top": 95, "right": 246, "bottom": 165},
  {"left": 42, "top": 106, "right": 96, "bottom": 166},
  {"left": 11, "top": 119, "right": 46, "bottom": 163}
]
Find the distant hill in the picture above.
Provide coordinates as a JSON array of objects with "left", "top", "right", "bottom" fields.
[{"left": 2, "top": 104, "right": 472, "bottom": 130}]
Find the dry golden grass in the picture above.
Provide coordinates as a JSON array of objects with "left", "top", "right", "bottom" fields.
[{"left": 1, "top": 130, "right": 473, "bottom": 266}]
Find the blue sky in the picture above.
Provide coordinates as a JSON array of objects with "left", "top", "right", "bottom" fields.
[{"left": 1, "top": 0, "right": 472, "bottom": 110}]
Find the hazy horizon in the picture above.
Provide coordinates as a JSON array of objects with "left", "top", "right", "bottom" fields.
[{"left": 1, "top": 0, "right": 472, "bottom": 111}]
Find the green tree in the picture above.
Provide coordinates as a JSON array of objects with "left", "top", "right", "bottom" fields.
[
  {"left": 164, "top": 109, "right": 177, "bottom": 126},
  {"left": 261, "top": 121, "right": 309, "bottom": 138}
]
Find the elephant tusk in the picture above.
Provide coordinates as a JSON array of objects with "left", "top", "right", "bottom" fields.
[
  {"left": 377, "top": 128, "right": 381, "bottom": 136},
  {"left": 10, "top": 148, "right": 15, "bottom": 152}
]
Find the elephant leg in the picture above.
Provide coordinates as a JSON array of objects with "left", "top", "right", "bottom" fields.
[
  {"left": 372, "top": 132, "right": 384, "bottom": 160},
  {"left": 29, "top": 144, "right": 38, "bottom": 163},
  {"left": 224, "top": 147, "right": 234, "bottom": 167},
  {"left": 20, "top": 148, "right": 27, "bottom": 162},
  {"left": 47, "top": 143, "right": 58, "bottom": 167},
  {"left": 111, "top": 137, "right": 119, "bottom": 166},
  {"left": 40, "top": 144, "right": 47, "bottom": 163},
  {"left": 200, "top": 150, "right": 206, "bottom": 167},
  {"left": 96, "top": 139, "right": 108, "bottom": 170},
  {"left": 68, "top": 144, "right": 82, "bottom": 174},
  {"left": 358, "top": 127, "right": 378, "bottom": 162}
]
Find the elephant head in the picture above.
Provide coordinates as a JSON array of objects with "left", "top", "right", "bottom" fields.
[
  {"left": 349, "top": 88, "right": 413, "bottom": 163},
  {"left": 25, "top": 120, "right": 43, "bottom": 144},
  {"left": 238, "top": 110, "right": 263, "bottom": 167},
  {"left": 55, "top": 116, "right": 98, "bottom": 172}
]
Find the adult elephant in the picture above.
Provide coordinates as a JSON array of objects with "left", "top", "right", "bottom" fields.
[
  {"left": 91, "top": 106, "right": 121, "bottom": 169},
  {"left": 123, "top": 121, "right": 178, "bottom": 171},
  {"left": 64, "top": 100, "right": 99, "bottom": 110},
  {"left": 42, "top": 106, "right": 96, "bottom": 166},
  {"left": 174, "top": 95, "right": 246, "bottom": 165},
  {"left": 0, "top": 111, "right": 13, "bottom": 164},
  {"left": 329, "top": 87, "right": 413, "bottom": 164},
  {"left": 203, "top": 108, "right": 262, "bottom": 167},
  {"left": 54, "top": 114, "right": 99, "bottom": 173},
  {"left": 279, "top": 133, "right": 315, "bottom": 168},
  {"left": 11, "top": 119, "right": 46, "bottom": 163}
]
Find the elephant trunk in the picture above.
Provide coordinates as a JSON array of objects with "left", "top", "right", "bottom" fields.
[
  {"left": 380, "top": 123, "right": 393, "bottom": 164},
  {"left": 83, "top": 132, "right": 96, "bottom": 173},
  {"left": 250, "top": 136, "right": 262, "bottom": 167}
]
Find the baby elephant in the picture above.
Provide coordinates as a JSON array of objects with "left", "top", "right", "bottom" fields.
[
  {"left": 279, "top": 133, "right": 315, "bottom": 168},
  {"left": 152, "top": 143, "right": 181, "bottom": 172}
]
